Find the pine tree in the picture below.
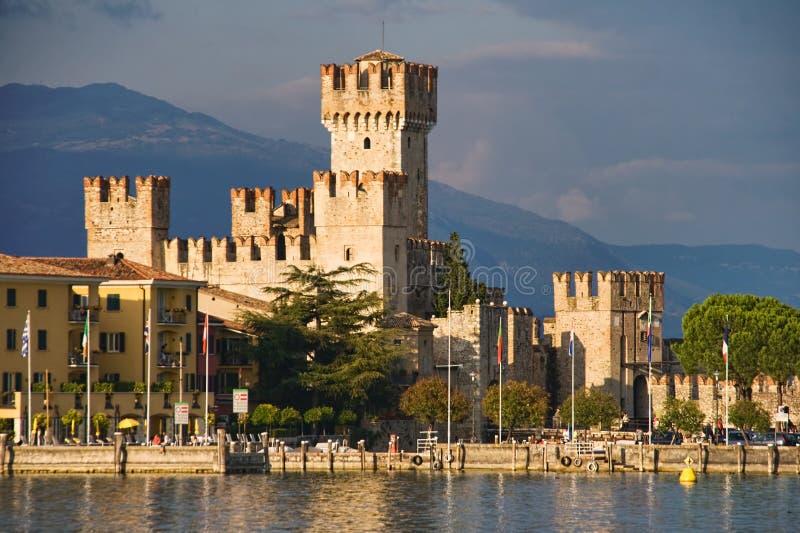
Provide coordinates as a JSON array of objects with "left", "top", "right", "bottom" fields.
[{"left": 433, "top": 232, "right": 488, "bottom": 317}]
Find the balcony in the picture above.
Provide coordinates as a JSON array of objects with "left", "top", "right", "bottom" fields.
[
  {"left": 68, "top": 308, "right": 101, "bottom": 323},
  {"left": 218, "top": 351, "right": 253, "bottom": 367},
  {"left": 158, "top": 309, "right": 186, "bottom": 325},
  {"left": 157, "top": 352, "right": 188, "bottom": 368},
  {"left": 67, "top": 352, "right": 99, "bottom": 367}
]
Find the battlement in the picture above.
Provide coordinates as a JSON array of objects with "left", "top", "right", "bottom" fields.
[
  {"left": 407, "top": 238, "right": 447, "bottom": 253},
  {"left": 321, "top": 50, "right": 437, "bottom": 133},
  {"left": 312, "top": 170, "right": 407, "bottom": 198},
  {"left": 553, "top": 270, "right": 665, "bottom": 312},
  {"left": 84, "top": 175, "right": 170, "bottom": 203},
  {"left": 164, "top": 232, "right": 312, "bottom": 266}
]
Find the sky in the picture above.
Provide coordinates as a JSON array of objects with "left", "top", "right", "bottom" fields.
[{"left": 2, "top": 0, "right": 799, "bottom": 251}]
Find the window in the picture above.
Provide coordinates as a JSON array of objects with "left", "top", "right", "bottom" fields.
[
  {"left": 6, "top": 288, "right": 16, "bottom": 307},
  {"left": 185, "top": 333, "right": 192, "bottom": 354},
  {"left": 185, "top": 373, "right": 196, "bottom": 392},
  {"left": 37, "top": 289, "right": 47, "bottom": 308},
  {"left": 103, "top": 373, "right": 120, "bottom": 382},
  {"left": 37, "top": 330, "right": 47, "bottom": 350},
  {"left": 6, "top": 329, "right": 15, "bottom": 350},
  {"left": 2, "top": 372, "right": 22, "bottom": 393},
  {"left": 276, "top": 234, "right": 286, "bottom": 261},
  {"left": 364, "top": 137, "right": 371, "bottom": 149},
  {"left": 185, "top": 295, "right": 192, "bottom": 312},
  {"left": 33, "top": 372, "right": 47, "bottom": 384},
  {"left": 106, "top": 294, "right": 121, "bottom": 311},
  {"left": 100, "top": 332, "right": 125, "bottom": 353}
]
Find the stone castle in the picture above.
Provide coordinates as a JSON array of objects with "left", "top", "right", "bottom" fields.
[
  {"left": 81, "top": 49, "right": 683, "bottom": 433},
  {"left": 85, "top": 50, "right": 443, "bottom": 317}
]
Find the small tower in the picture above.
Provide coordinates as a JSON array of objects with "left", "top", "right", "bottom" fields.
[
  {"left": 84, "top": 175, "right": 170, "bottom": 268},
  {"left": 320, "top": 50, "right": 437, "bottom": 239}
]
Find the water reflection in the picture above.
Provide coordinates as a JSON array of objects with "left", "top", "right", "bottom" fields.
[{"left": 0, "top": 472, "right": 798, "bottom": 531}]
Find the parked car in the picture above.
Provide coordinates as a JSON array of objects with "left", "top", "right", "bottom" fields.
[
  {"left": 750, "top": 432, "right": 799, "bottom": 446},
  {"left": 651, "top": 430, "right": 683, "bottom": 445},
  {"left": 724, "top": 429, "right": 752, "bottom": 446}
]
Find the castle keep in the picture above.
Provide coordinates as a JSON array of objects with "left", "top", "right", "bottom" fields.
[{"left": 84, "top": 50, "right": 442, "bottom": 316}]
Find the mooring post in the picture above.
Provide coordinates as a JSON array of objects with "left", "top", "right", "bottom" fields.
[
  {"left": 358, "top": 440, "right": 365, "bottom": 471},
  {"left": 737, "top": 444, "right": 745, "bottom": 473},
  {"left": 543, "top": 442, "right": 548, "bottom": 472},
  {"left": 280, "top": 441, "right": 286, "bottom": 472},
  {"left": 327, "top": 439, "right": 333, "bottom": 472},
  {"left": 607, "top": 443, "right": 614, "bottom": 473},
  {"left": 512, "top": 440, "right": 517, "bottom": 472},
  {"left": 113, "top": 431, "right": 124, "bottom": 474},
  {"left": 0, "top": 433, "right": 7, "bottom": 475},
  {"left": 217, "top": 429, "right": 227, "bottom": 474},
  {"left": 301, "top": 441, "right": 308, "bottom": 471},
  {"left": 767, "top": 443, "right": 776, "bottom": 475},
  {"left": 261, "top": 432, "right": 270, "bottom": 473},
  {"left": 638, "top": 442, "right": 644, "bottom": 472}
]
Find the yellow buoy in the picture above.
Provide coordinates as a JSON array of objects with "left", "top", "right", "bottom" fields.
[{"left": 679, "top": 456, "right": 697, "bottom": 484}]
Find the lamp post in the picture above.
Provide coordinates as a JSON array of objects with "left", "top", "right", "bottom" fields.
[
  {"left": 713, "top": 371, "right": 720, "bottom": 443},
  {"left": 469, "top": 371, "right": 477, "bottom": 443}
]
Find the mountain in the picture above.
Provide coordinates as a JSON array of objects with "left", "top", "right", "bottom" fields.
[{"left": 2, "top": 83, "right": 798, "bottom": 337}]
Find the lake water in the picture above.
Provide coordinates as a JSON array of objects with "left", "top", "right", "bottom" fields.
[{"left": 1, "top": 471, "right": 797, "bottom": 532}]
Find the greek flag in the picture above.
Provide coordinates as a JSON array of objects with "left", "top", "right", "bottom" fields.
[{"left": 21, "top": 311, "right": 30, "bottom": 358}]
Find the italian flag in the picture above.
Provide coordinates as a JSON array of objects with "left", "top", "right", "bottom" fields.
[
  {"left": 82, "top": 311, "right": 90, "bottom": 360},
  {"left": 497, "top": 321, "right": 502, "bottom": 364}
]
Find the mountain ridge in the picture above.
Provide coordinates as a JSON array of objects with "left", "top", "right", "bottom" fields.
[{"left": 1, "top": 82, "right": 797, "bottom": 337}]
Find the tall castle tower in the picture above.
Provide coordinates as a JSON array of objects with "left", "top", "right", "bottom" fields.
[
  {"left": 320, "top": 50, "right": 437, "bottom": 239},
  {"left": 84, "top": 176, "right": 169, "bottom": 268}
]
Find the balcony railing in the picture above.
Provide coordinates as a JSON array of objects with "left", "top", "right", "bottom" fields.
[
  {"left": 157, "top": 352, "right": 187, "bottom": 368},
  {"left": 68, "top": 309, "right": 101, "bottom": 323},
  {"left": 218, "top": 352, "right": 252, "bottom": 366},
  {"left": 68, "top": 353, "right": 98, "bottom": 367},
  {"left": 158, "top": 309, "right": 186, "bottom": 325}
]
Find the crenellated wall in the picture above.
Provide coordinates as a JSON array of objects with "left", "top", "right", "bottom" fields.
[
  {"left": 406, "top": 237, "right": 446, "bottom": 317},
  {"left": 548, "top": 271, "right": 666, "bottom": 413}
]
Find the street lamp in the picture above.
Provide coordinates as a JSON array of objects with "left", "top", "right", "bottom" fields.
[
  {"left": 469, "top": 371, "right": 477, "bottom": 442},
  {"left": 713, "top": 370, "right": 720, "bottom": 442}
]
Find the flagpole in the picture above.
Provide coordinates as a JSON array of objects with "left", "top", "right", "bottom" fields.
[
  {"left": 725, "top": 315, "right": 729, "bottom": 446},
  {"left": 571, "top": 323, "right": 574, "bottom": 444},
  {"left": 648, "top": 294, "right": 653, "bottom": 445},
  {"left": 86, "top": 309, "right": 91, "bottom": 445},
  {"left": 498, "top": 314, "right": 503, "bottom": 444},
  {"left": 26, "top": 310, "right": 31, "bottom": 445},
  {"left": 146, "top": 309, "right": 152, "bottom": 445},
  {"left": 447, "top": 289, "right": 451, "bottom": 460},
  {"left": 178, "top": 337, "right": 183, "bottom": 446},
  {"left": 204, "top": 312, "right": 209, "bottom": 441}
]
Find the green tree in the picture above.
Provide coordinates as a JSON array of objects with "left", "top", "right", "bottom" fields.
[
  {"left": 304, "top": 406, "right": 335, "bottom": 435},
  {"left": 251, "top": 403, "right": 281, "bottom": 432},
  {"left": 657, "top": 398, "right": 705, "bottom": 442},
  {"left": 279, "top": 407, "right": 302, "bottom": 432},
  {"left": 558, "top": 387, "right": 619, "bottom": 434},
  {"left": 61, "top": 408, "right": 84, "bottom": 437},
  {"left": 242, "top": 263, "right": 402, "bottom": 414},
  {"left": 336, "top": 409, "right": 358, "bottom": 428},
  {"left": 399, "top": 377, "right": 470, "bottom": 432},
  {"left": 674, "top": 294, "right": 800, "bottom": 400},
  {"left": 483, "top": 381, "right": 549, "bottom": 441},
  {"left": 729, "top": 399, "right": 771, "bottom": 437},
  {"left": 433, "top": 232, "right": 488, "bottom": 317},
  {"left": 91, "top": 412, "right": 110, "bottom": 438}
]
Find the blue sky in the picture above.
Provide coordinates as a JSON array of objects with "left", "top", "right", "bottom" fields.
[{"left": 2, "top": 0, "right": 798, "bottom": 251}]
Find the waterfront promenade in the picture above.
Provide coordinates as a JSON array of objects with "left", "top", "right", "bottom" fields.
[{"left": 2, "top": 431, "right": 799, "bottom": 476}]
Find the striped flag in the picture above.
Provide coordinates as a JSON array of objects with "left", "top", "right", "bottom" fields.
[
  {"left": 497, "top": 321, "right": 502, "bottom": 364},
  {"left": 722, "top": 325, "right": 729, "bottom": 363},
  {"left": 21, "top": 311, "right": 30, "bottom": 358},
  {"left": 144, "top": 313, "right": 150, "bottom": 355},
  {"left": 82, "top": 312, "right": 90, "bottom": 361},
  {"left": 202, "top": 313, "right": 209, "bottom": 354},
  {"left": 568, "top": 329, "right": 574, "bottom": 358}
]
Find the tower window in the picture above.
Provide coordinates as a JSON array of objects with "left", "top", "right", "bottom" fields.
[
  {"left": 364, "top": 137, "right": 371, "bottom": 150},
  {"left": 276, "top": 234, "right": 286, "bottom": 261},
  {"left": 395, "top": 245, "right": 400, "bottom": 262}
]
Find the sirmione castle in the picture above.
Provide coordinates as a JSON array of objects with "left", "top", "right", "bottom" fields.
[{"left": 81, "top": 48, "right": 796, "bottom": 433}]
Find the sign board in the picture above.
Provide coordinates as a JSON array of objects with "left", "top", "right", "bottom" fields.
[
  {"left": 174, "top": 402, "right": 189, "bottom": 425},
  {"left": 775, "top": 412, "right": 789, "bottom": 423},
  {"left": 233, "top": 388, "right": 249, "bottom": 414}
]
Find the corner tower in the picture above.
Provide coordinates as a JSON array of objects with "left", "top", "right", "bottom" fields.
[{"left": 321, "top": 50, "right": 437, "bottom": 239}]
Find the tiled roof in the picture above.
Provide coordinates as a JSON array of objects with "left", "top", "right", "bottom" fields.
[
  {"left": 0, "top": 253, "right": 104, "bottom": 279},
  {"left": 0, "top": 253, "right": 202, "bottom": 284},
  {"left": 355, "top": 49, "right": 404, "bottom": 62},
  {"left": 383, "top": 311, "right": 436, "bottom": 330},
  {"left": 200, "top": 286, "right": 272, "bottom": 312},
  {"left": 34, "top": 256, "right": 201, "bottom": 283}
]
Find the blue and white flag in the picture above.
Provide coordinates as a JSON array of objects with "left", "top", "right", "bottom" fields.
[
  {"left": 21, "top": 311, "right": 30, "bottom": 358},
  {"left": 568, "top": 328, "right": 574, "bottom": 358}
]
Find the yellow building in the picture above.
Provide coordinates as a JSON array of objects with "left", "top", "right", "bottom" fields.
[{"left": 0, "top": 253, "right": 207, "bottom": 443}]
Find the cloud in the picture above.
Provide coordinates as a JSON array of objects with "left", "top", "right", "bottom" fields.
[
  {"left": 591, "top": 158, "right": 800, "bottom": 185},
  {"left": 433, "top": 137, "right": 492, "bottom": 190},
  {"left": 253, "top": 76, "right": 318, "bottom": 111},
  {"left": 556, "top": 188, "right": 594, "bottom": 222},
  {"left": 0, "top": 0, "right": 51, "bottom": 18},
  {"left": 447, "top": 40, "right": 605, "bottom": 67},
  {"left": 88, "top": 0, "right": 161, "bottom": 24}
]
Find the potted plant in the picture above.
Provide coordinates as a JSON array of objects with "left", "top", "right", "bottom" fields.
[
  {"left": 133, "top": 381, "right": 145, "bottom": 409},
  {"left": 61, "top": 408, "right": 84, "bottom": 442},
  {"left": 91, "top": 412, "right": 110, "bottom": 440}
]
